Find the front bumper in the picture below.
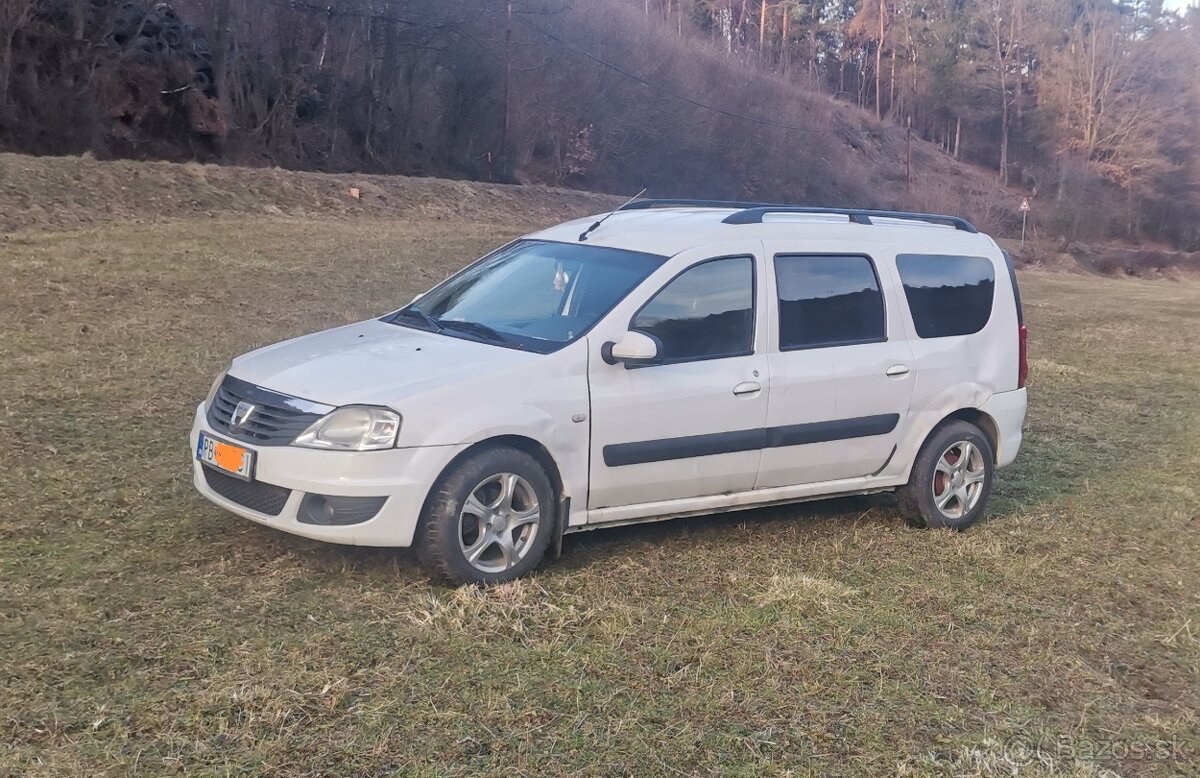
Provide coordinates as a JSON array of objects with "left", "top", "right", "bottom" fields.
[{"left": 189, "top": 403, "right": 466, "bottom": 546}]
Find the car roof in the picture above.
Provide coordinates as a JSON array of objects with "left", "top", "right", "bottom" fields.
[{"left": 527, "top": 206, "right": 1000, "bottom": 259}]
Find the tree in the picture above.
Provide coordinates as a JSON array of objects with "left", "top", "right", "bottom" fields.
[
  {"left": 0, "top": 0, "right": 36, "bottom": 112},
  {"left": 1040, "top": 2, "right": 1170, "bottom": 189},
  {"left": 973, "top": 0, "right": 1023, "bottom": 184}
]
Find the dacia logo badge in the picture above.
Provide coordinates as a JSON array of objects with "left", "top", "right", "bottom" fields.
[{"left": 230, "top": 401, "right": 256, "bottom": 431}]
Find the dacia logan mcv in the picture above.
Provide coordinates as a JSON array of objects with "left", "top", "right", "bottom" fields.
[{"left": 191, "top": 201, "right": 1029, "bottom": 584}]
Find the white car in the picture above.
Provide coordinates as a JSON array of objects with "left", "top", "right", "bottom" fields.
[{"left": 191, "top": 201, "right": 1028, "bottom": 584}]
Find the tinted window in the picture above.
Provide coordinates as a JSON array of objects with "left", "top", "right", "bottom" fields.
[
  {"left": 896, "top": 254, "right": 996, "bottom": 338},
  {"left": 775, "top": 255, "right": 886, "bottom": 350},
  {"left": 632, "top": 257, "right": 754, "bottom": 362}
]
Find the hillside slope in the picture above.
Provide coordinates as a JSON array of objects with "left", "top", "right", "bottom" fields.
[
  {"left": 0, "top": 0, "right": 1025, "bottom": 237},
  {"left": 0, "top": 154, "right": 620, "bottom": 234},
  {"left": 0, "top": 149, "right": 1001, "bottom": 237}
]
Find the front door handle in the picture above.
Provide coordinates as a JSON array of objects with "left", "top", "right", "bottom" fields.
[
  {"left": 733, "top": 381, "right": 762, "bottom": 396},
  {"left": 886, "top": 364, "right": 910, "bottom": 377}
]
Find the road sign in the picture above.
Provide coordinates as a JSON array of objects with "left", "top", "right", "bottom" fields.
[{"left": 1019, "top": 197, "right": 1030, "bottom": 246}]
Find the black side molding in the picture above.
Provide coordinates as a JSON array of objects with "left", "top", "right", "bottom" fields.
[
  {"left": 603, "top": 414, "right": 900, "bottom": 467},
  {"left": 603, "top": 428, "right": 766, "bottom": 468},
  {"left": 766, "top": 414, "right": 899, "bottom": 448}
]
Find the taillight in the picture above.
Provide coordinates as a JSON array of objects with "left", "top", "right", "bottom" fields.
[{"left": 1017, "top": 324, "right": 1029, "bottom": 389}]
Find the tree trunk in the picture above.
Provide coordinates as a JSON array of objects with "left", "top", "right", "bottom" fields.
[
  {"left": 781, "top": 3, "right": 789, "bottom": 74},
  {"left": 998, "top": 58, "right": 1009, "bottom": 184},
  {"left": 875, "top": 0, "right": 885, "bottom": 118},
  {"left": 999, "top": 93, "right": 1009, "bottom": 184},
  {"left": 0, "top": 28, "right": 15, "bottom": 111},
  {"left": 1014, "top": 0, "right": 1023, "bottom": 132},
  {"left": 889, "top": 46, "right": 896, "bottom": 117},
  {"left": 760, "top": 1, "right": 767, "bottom": 55},
  {"left": 211, "top": 0, "right": 232, "bottom": 101}
]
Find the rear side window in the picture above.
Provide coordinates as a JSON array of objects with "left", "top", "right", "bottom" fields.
[
  {"left": 896, "top": 254, "right": 995, "bottom": 338},
  {"left": 774, "top": 254, "right": 886, "bottom": 350},
  {"left": 631, "top": 256, "right": 754, "bottom": 363}
]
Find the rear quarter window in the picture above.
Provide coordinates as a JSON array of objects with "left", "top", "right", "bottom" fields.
[{"left": 896, "top": 254, "right": 996, "bottom": 338}]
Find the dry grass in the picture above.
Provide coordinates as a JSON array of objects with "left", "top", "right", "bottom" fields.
[{"left": 1, "top": 213, "right": 1198, "bottom": 776}]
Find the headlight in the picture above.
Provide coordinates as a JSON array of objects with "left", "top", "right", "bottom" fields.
[
  {"left": 205, "top": 370, "right": 227, "bottom": 410},
  {"left": 292, "top": 406, "right": 401, "bottom": 451}
]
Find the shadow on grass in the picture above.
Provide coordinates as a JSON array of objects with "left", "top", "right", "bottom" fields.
[
  {"left": 213, "top": 392, "right": 1162, "bottom": 586},
  {"left": 222, "top": 491, "right": 901, "bottom": 586}
]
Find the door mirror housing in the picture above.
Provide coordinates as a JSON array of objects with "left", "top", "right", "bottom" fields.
[{"left": 602, "top": 330, "right": 660, "bottom": 366}]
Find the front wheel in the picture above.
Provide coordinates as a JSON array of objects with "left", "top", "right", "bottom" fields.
[
  {"left": 416, "top": 446, "right": 556, "bottom": 585},
  {"left": 897, "top": 420, "right": 995, "bottom": 530}
]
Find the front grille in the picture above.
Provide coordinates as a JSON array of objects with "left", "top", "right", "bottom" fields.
[
  {"left": 206, "top": 374, "right": 329, "bottom": 446},
  {"left": 203, "top": 465, "right": 292, "bottom": 516}
]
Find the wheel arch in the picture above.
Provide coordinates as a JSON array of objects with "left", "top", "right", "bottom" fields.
[
  {"left": 418, "top": 435, "right": 568, "bottom": 542},
  {"left": 937, "top": 408, "right": 1000, "bottom": 463},
  {"left": 428, "top": 435, "right": 566, "bottom": 500}
]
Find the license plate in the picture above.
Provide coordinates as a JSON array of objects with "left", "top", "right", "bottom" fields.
[{"left": 197, "top": 432, "right": 255, "bottom": 481}]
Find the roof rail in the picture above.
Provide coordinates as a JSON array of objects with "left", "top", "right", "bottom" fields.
[
  {"left": 618, "top": 198, "right": 785, "bottom": 212},
  {"left": 616, "top": 199, "right": 978, "bottom": 232},
  {"left": 721, "top": 206, "right": 977, "bottom": 232}
]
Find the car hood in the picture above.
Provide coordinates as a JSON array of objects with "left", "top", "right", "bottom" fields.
[{"left": 228, "top": 319, "right": 537, "bottom": 408}]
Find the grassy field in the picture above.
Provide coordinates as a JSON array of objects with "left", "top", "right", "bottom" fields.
[{"left": 2, "top": 214, "right": 1198, "bottom": 777}]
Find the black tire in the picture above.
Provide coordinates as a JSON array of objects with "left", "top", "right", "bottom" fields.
[
  {"left": 416, "top": 446, "right": 556, "bottom": 585},
  {"left": 896, "top": 420, "right": 995, "bottom": 530}
]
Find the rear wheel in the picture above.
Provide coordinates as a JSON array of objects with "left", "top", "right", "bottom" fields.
[
  {"left": 416, "top": 446, "right": 555, "bottom": 585},
  {"left": 897, "top": 420, "right": 994, "bottom": 530}
]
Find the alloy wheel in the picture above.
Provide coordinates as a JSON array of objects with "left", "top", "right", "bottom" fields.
[
  {"left": 930, "top": 440, "right": 987, "bottom": 520},
  {"left": 458, "top": 472, "right": 541, "bottom": 574}
]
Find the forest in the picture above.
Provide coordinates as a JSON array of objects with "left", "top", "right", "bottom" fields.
[{"left": 1, "top": 0, "right": 1197, "bottom": 248}]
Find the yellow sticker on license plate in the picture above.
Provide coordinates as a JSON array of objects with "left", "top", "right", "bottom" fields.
[{"left": 197, "top": 433, "right": 255, "bottom": 481}]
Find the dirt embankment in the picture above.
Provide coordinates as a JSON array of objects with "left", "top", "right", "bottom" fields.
[
  {"left": 0, "top": 153, "right": 622, "bottom": 234},
  {"left": 1010, "top": 239, "right": 1200, "bottom": 279},
  {"left": 3, "top": 152, "right": 1196, "bottom": 281}
]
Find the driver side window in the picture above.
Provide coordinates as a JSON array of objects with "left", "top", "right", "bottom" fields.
[{"left": 631, "top": 256, "right": 754, "bottom": 363}]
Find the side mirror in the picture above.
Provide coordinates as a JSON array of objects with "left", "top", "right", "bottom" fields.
[{"left": 602, "top": 331, "right": 660, "bottom": 366}]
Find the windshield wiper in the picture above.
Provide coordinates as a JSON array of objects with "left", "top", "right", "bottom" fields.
[
  {"left": 390, "top": 308, "right": 443, "bottom": 333},
  {"left": 438, "top": 319, "right": 520, "bottom": 348}
]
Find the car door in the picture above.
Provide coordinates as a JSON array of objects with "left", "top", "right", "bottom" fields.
[
  {"left": 587, "top": 246, "right": 769, "bottom": 511},
  {"left": 755, "top": 245, "right": 916, "bottom": 489}
]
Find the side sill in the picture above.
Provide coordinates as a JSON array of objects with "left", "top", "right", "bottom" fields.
[{"left": 574, "top": 478, "right": 903, "bottom": 532}]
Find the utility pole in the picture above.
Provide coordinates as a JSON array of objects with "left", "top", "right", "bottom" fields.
[
  {"left": 1019, "top": 197, "right": 1031, "bottom": 246},
  {"left": 905, "top": 115, "right": 912, "bottom": 194},
  {"left": 499, "top": 0, "right": 513, "bottom": 181}
]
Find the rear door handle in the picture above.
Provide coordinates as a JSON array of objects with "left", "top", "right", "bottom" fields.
[
  {"left": 733, "top": 381, "right": 762, "bottom": 396},
  {"left": 886, "top": 364, "right": 910, "bottom": 377}
]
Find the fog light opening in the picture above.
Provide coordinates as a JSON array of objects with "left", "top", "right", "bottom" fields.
[{"left": 298, "top": 494, "right": 387, "bottom": 526}]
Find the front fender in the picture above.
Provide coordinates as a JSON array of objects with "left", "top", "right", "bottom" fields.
[{"left": 394, "top": 345, "right": 591, "bottom": 526}]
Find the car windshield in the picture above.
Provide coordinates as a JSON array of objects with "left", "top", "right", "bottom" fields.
[{"left": 386, "top": 239, "right": 666, "bottom": 353}]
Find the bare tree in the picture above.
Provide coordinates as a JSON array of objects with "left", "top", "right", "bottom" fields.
[
  {"left": 976, "top": 0, "right": 1020, "bottom": 185},
  {"left": 0, "top": 0, "right": 36, "bottom": 111},
  {"left": 1040, "top": 2, "right": 1169, "bottom": 189}
]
